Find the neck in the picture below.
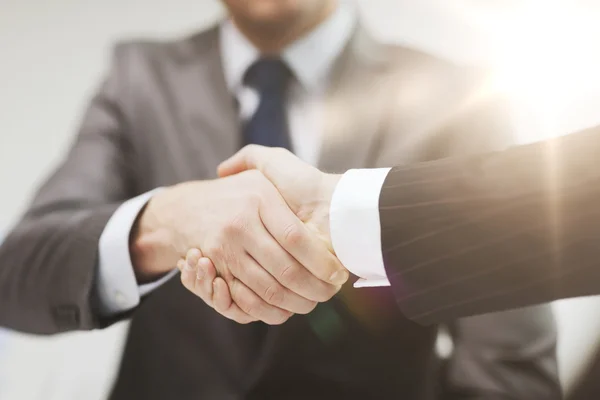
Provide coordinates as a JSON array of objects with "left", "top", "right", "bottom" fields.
[{"left": 231, "top": 2, "right": 337, "bottom": 55}]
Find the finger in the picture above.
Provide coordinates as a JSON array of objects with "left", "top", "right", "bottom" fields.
[
  {"left": 179, "top": 257, "right": 200, "bottom": 295},
  {"left": 228, "top": 248, "right": 318, "bottom": 313},
  {"left": 211, "top": 276, "right": 233, "bottom": 310},
  {"left": 220, "top": 150, "right": 348, "bottom": 289},
  {"left": 228, "top": 278, "right": 292, "bottom": 325},
  {"left": 185, "top": 248, "right": 202, "bottom": 269},
  {"left": 203, "top": 246, "right": 293, "bottom": 323},
  {"left": 217, "top": 144, "right": 266, "bottom": 177},
  {"left": 176, "top": 259, "right": 186, "bottom": 274},
  {"left": 260, "top": 198, "right": 349, "bottom": 288},
  {"left": 212, "top": 277, "right": 256, "bottom": 324},
  {"left": 197, "top": 257, "right": 216, "bottom": 301},
  {"left": 180, "top": 253, "right": 215, "bottom": 307},
  {"left": 218, "top": 145, "right": 304, "bottom": 185},
  {"left": 243, "top": 231, "right": 330, "bottom": 306},
  {"left": 197, "top": 257, "right": 217, "bottom": 306}
]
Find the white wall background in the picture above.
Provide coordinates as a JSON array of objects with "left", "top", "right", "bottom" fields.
[{"left": 1, "top": 1, "right": 600, "bottom": 399}]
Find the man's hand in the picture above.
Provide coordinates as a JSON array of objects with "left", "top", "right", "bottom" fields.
[
  {"left": 204, "top": 146, "right": 346, "bottom": 324},
  {"left": 130, "top": 170, "right": 348, "bottom": 325},
  {"left": 218, "top": 145, "right": 342, "bottom": 248},
  {"left": 180, "top": 248, "right": 283, "bottom": 325},
  {"left": 178, "top": 248, "right": 258, "bottom": 324}
]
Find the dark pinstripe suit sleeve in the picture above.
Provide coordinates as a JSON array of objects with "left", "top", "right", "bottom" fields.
[{"left": 379, "top": 125, "right": 600, "bottom": 324}]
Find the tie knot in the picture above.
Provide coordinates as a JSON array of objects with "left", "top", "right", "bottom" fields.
[{"left": 244, "top": 58, "right": 292, "bottom": 94}]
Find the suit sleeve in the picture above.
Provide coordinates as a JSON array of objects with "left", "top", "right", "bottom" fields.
[
  {"left": 379, "top": 125, "right": 600, "bottom": 324},
  {"left": 0, "top": 45, "right": 138, "bottom": 334},
  {"left": 420, "top": 92, "right": 562, "bottom": 399}
]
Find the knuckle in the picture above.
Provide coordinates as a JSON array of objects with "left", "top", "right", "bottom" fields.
[
  {"left": 205, "top": 244, "right": 236, "bottom": 280},
  {"left": 282, "top": 223, "right": 304, "bottom": 247},
  {"left": 205, "top": 247, "right": 236, "bottom": 279},
  {"left": 238, "top": 295, "right": 259, "bottom": 316},
  {"left": 224, "top": 213, "right": 250, "bottom": 237},
  {"left": 278, "top": 264, "right": 300, "bottom": 286},
  {"left": 263, "top": 285, "right": 285, "bottom": 306}
]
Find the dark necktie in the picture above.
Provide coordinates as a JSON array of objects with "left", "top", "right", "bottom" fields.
[{"left": 242, "top": 58, "right": 293, "bottom": 151}]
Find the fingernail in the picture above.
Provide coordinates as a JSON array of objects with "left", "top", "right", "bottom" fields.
[
  {"left": 329, "top": 270, "right": 349, "bottom": 285},
  {"left": 176, "top": 260, "right": 185, "bottom": 272}
]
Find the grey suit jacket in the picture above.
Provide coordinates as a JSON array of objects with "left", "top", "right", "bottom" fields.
[{"left": 0, "top": 23, "right": 559, "bottom": 399}]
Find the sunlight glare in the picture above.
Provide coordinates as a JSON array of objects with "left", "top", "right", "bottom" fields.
[{"left": 491, "top": 1, "right": 600, "bottom": 142}]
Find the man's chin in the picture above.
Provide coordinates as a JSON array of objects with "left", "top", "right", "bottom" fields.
[{"left": 237, "top": 0, "right": 302, "bottom": 24}]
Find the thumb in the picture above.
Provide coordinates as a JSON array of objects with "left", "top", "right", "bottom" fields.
[
  {"left": 218, "top": 144, "right": 267, "bottom": 178},
  {"left": 219, "top": 145, "right": 312, "bottom": 193}
]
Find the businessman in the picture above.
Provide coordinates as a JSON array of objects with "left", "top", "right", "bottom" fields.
[
  {"left": 208, "top": 124, "right": 600, "bottom": 325},
  {"left": 0, "top": 0, "right": 559, "bottom": 398}
]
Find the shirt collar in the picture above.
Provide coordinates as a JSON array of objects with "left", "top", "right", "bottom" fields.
[{"left": 220, "top": 2, "right": 357, "bottom": 93}]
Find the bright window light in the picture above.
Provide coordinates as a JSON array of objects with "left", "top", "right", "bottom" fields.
[{"left": 489, "top": 1, "right": 600, "bottom": 143}]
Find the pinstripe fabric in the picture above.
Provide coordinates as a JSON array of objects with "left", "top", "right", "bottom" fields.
[{"left": 380, "top": 125, "right": 600, "bottom": 325}]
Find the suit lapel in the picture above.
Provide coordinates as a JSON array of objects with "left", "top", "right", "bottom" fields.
[{"left": 171, "top": 26, "right": 240, "bottom": 178}]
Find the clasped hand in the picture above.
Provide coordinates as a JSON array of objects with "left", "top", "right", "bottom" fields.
[{"left": 134, "top": 146, "right": 345, "bottom": 325}]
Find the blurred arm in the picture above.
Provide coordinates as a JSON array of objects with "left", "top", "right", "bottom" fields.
[
  {"left": 380, "top": 125, "right": 600, "bottom": 324},
  {"left": 442, "top": 306, "right": 561, "bottom": 400},
  {"left": 0, "top": 45, "right": 150, "bottom": 334}
]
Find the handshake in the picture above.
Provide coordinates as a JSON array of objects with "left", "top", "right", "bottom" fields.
[{"left": 132, "top": 145, "right": 348, "bottom": 325}]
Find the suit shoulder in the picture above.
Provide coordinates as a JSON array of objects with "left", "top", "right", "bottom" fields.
[
  {"left": 371, "top": 40, "right": 506, "bottom": 121},
  {"left": 109, "top": 25, "right": 220, "bottom": 69},
  {"left": 97, "top": 26, "right": 221, "bottom": 111},
  {"left": 382, "top": 41, "right": 493, "bottom": 85}
]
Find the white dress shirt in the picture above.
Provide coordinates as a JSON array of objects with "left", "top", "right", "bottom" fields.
[{"left": 96, "top": 2, "right": 389, "bottom": 316}]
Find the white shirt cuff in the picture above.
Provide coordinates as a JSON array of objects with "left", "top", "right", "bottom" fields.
[
  {"left": 329, "top": 168, "right": 392, "bottom": 288},
  {"left": 96, "top": 188, "right": 176, "bottom": 316}
]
